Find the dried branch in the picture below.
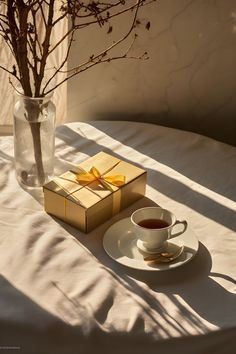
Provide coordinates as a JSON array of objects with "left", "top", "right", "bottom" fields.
[
  {"left": 44, "top": 0, "right": 143, "bottom": 95},
  {"left": 0, "top": 0, "right": 155, "bottom": 97},
  {"left": 34, "top": 0, "right": 55, "bottom": 96},
  {"left": 42, "top": 28, "right": 75, "bottom": 95},
  {"left": 0, "top": 64, "right": 20, "bottom": 81}
]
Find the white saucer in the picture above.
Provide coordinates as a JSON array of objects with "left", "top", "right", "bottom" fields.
[{"left": 103, "top": 217, "right": 199, "bottom": 271}]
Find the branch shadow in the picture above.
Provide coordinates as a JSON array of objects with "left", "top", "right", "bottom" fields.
[
  {"left": 0, "top": 149, "right": 14, "bottom": 162},
  {"left": 87, "top": 120, "right": 236, "bottom": 202},
  {"left": 0, "top": 275, "right": 86, "bottom": 354},
  {"left": 17, "top": 122, "right": 235, "bottom": 344},
  {"left": 51, "top": 192, "right": 236, "bottom": 334},
  {"left": 55, "top": 124, "right": 236, "bottom": 231},
  {"left": 3, "top": 274, "right": 233, "bottom": 354},
  {"left": 118, "top": 243, "right": 236, "bottom": 330},
  {"left": 2, "top": 124, "right": 236, "bottom": 350}
]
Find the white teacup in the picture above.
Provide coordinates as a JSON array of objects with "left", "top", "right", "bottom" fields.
[{"left": 131, "top": 207, "right": 187, "bottom": 253}]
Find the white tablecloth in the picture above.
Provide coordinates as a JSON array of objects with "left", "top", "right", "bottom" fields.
[{"left": 0, "top": 121, "right": 236, "bottom": 354}]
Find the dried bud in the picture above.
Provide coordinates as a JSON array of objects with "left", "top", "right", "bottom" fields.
[
  {"left": 107, "top": 26, "right": 112, "bottom": 34},
  {"left": 27, "top": 22, "right": 34, "bottom": 33},
  {"left": 12, "top": 65, "right": 17, "bottom": 77},
  {"left": 146, "top": 21, "right": 150, "bottom": 30}
]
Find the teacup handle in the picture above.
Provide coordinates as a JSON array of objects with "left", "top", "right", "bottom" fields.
[{"left": 170, "top": 220, "right": 188, "bottom": 238}]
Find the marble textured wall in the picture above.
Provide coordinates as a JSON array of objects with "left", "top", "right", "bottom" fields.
[{"left": 68, "top": 0, "right": 236, "bottom": 146}]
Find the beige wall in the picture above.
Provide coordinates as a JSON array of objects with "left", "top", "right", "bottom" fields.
[{"left": 68, "top": 0, "right": 236, "bottom": 146}]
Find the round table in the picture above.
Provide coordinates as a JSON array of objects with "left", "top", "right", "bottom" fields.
[{"left": 0, "top": 121, "right": 235, "bottom": 353}]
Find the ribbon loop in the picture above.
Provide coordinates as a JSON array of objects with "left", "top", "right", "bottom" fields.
[
  {"left": 104, "top": 175, "right": 125, "bottom": 186},
  {"left": 90, "top": 166, "right": 101, "bottom": 179},
  {"left": 76, "top": 166, "right": 125, "bottom": 187}
]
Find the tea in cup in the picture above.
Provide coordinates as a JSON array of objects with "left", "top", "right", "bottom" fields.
[{"left": 131, "top": 207, "right": 187, "bottom": 253}]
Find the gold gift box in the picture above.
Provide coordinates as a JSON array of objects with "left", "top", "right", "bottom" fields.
[{"left": 43, "top": 151, "right": 147, "bottom": 233}]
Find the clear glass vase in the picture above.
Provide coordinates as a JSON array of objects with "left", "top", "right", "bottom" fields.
[{"left": 13, "top": 93, "right": 55, "bottom": 188}]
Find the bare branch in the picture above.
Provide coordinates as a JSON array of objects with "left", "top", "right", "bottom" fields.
[
  {"left": 38, "top": 0, "right": 47, "bottom": 28},
  {"left": 35, "top": 0, "right": 55, "bottom": 96},
  {"left": 62, "top": 0, "right": 141, "bottom": 76},
  {"left": 0, "top": 0, "right": 154, "bottom": 97},
  {"left": 52, "top": 8, "right": 67, "bottom": 27},
  {"left": 73, "top": 0, "right": 154, "bottom": 28},
  {"left": 44, "top": 0, "right": 143, "bottom": 95},
  {"left": 47, "top": 0, "right": 154, "bottom": 57},
  {"left": 42, "top": 28, "right": 74, "bottom": 95},
  {"left": 0, "top": 64, "right": 21, "bottom": 81}
]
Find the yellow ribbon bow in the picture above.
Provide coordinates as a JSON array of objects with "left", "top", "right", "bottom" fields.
[{"left": 76, "top": 166, "right": 125, "bottom": 187}]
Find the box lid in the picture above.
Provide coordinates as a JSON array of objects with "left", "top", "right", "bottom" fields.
[{"left": 44, "top": 151, "right": 146, "bottom": 209}]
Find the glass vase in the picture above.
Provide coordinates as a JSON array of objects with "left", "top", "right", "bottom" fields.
[{"left": 13, "top": 93, "right": 55, "bottom": 188}]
